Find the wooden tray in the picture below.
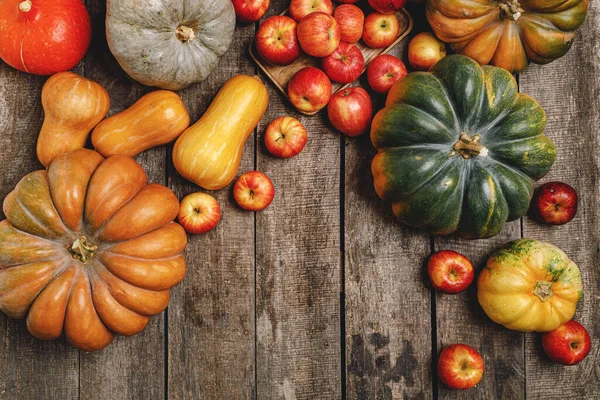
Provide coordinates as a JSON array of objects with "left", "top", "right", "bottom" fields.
[{"left": 250, "top": 8, "right": 413, "bottom": 115}]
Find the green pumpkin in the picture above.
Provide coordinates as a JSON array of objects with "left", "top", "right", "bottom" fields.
[{"left": 371, "top": 55, "right": 556, "bottom": 239}]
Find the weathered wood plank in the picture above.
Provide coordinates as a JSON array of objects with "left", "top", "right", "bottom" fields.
[
  {"left": 0, "top": 62, "right": 80, "bottom": 399},
  {"left": 255, "top": 3, "right": 340, "bottom": 399},
  {"left": 345, "top": 133, "right": 433, "bottom": 400},
  {"left": 520, "top": 2, "right": 600, "bottom": 397},
  {"left": 434, "top": 223, "right": 524, "bottom": 399},
  {"left": 167, "top": 23, "right": 257, "bottom": 399}
]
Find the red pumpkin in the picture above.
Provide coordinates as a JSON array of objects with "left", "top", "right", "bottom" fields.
[{"left": 0, "top": 0, "right": 92, "bottom": 75}]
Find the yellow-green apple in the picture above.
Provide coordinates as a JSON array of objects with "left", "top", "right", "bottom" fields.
[
  {"left": 177, "top": 192, "right": 221, "bottom": 234},
  {"left": 255, "top": 16, "right": 301, "bottom": 66},
  {"left": 327, "top": 87, "right": 372, "bottom": 137},
  {"left": 288, "top": 67, "right": 332, "bottom": 113},
  {"left": 334, "top": 4, "right": 364, "bottom": 43},
  {"left": 297, "top": 12, "right": 340, "bottom": 57},
  {"left": 367, "top": 54, "right": 407, "bottom": 94},
  {"left": 438, "top": 344, "right": 484, "bottom": 390},
  {"left": 368, "top": 0, "right": 407, "bottom": 14},
  {"left": 428, "top": 250, "right": 474, "bottom": 294},
  {"left": 265, "top": 116, "right": 308, "bottom": 158},
  {"left": 531, "top": 182, "right": 578, "bottom": 225},
  {"left": 408, "top": 32, "right": 447, "bottom": 71},
  {"left": 542, "top": 320, "right": 591, "bottom": 365},
  {"left": 232, "top": 0, "right": 270, "bottom": 23},
  {"left": 233, "top": 171, "right": 275, "bottom": 211},
  {"left": 290, "top": 0, "right": 333, "bottom": 22},
  {"left": 322, "top": 42, "right": 364, "bottom": 84},
  {"left": 362, "top": 12, "right": 400, "bottom": 48}
]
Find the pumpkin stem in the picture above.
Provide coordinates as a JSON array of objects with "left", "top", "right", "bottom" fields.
[
  {"left": 453, "top": 133, "right": 489, "bottom": 159},
  {"left": 18, "top": 0, "right": 32, "bottom": 12},
  {"left": 500, "top": 0, "right": 523, "bottom": 21},
  {"left": 176, "top": 25, "right": 196, "bottom": 42},
  {"left": 533, "top": 281, "right": 553, "bottom": 302},
  {"left": 69, "top": 236, "right": 98, "bottom": 264}
]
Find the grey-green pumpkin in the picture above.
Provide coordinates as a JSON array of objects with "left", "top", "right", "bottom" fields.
[
  {"left": 371, "top": 55, "right": 556, "bottom": 239},
  {"left": 106, "top": 0, "right": 235, "bottom": 90}
]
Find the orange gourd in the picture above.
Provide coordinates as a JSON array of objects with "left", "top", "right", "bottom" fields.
[
  {"left": 92, "top": 90, "right": 190, "bottom": 157},
  {"left": 36, "top": 72, "right": 110, "bottom": 167},
  {"left": 0, "top": 149, "right": 187, "bottom": 351},
  {"left": 172, "top": 75, "right": 268, "bottom": 190}
]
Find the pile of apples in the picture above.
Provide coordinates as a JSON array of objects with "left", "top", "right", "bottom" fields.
[{"left": 250, "top": 0, "right": 441, "bottom": 137}]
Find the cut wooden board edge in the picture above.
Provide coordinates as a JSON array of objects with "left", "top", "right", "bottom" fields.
[{"left": 250, "top": 8, "right": 414, "bottom": 116}]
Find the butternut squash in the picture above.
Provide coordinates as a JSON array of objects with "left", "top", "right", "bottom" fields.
[
  {"left": 36, "top": 72, "right": 110, "bottom": 167},
  {"left": 92, "top": 90, "right": 190, "bottom": 157},
  {"left": 172, "top": 75, "right": 269, "bottom": 190}
]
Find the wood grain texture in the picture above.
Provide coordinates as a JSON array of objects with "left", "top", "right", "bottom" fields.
[
  {"left": 434, "top": 223, "right": 524, "bottom": 399},
  {"left": 167, "top": 23, "right": 256, "bottom": 400},
  {"left": 77, "top": 1, "right": 166, "bottom": 398},
  {"left": 254, "top": 3, "right": 340, "bottom": 399},
  {"left": 520, "top": 1, "right": 600, "bottom": 397}
]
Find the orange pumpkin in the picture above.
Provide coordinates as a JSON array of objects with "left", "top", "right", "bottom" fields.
[
  {"left": 426, "top": 0, "right": 589, "bottom": 73},
  {"left": 0, "top": 149, "right": 187, "bottom": 351}
]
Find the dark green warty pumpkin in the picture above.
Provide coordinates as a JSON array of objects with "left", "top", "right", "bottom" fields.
[{"left": 371, "top": 55, "right": 556, "bottom": 239}]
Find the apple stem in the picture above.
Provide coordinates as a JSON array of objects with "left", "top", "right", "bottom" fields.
[{"left": 18, "top": 0, "right": 32, "bottom": 12}]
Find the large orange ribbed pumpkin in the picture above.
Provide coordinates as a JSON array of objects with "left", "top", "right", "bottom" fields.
[{"left": 0, "top": 149, "right": 187, "bottom": 351}]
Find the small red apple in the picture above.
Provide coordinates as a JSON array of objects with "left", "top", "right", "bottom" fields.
[
  {"left": 232, "top": 0, "right": 270, "bottom": 23},
  {"left": 408, "top": 32, "right": 447, "bottom": 71},
  {"left": 233, "top": 171, "right": 275, "bottom": 211},
  {"left": 322, "top": 42, "right": 365, "bottom": 84},
  {"left": 334, "top": 4, "right": 365, "bottom": 44},
  {"left": 542, "top": 320, "right": 592, "bottom": 366},
  {"left": 255, "top": 16, "right": 301, "bottom": 66},
  {"left": 362, "top": 12, "right": 400, "bottom": 49},
  {"left": 265, "top": 116, "right": 308, "bottom": 158},
  {"left": 428, "top": 250, "right": 474, "bottom": 294},
  {"left": 368, "top": 0, "right": 407, "bottom": 14},
  {"left": 438, "top": 344, "right": 484, "bottom": 390},
  {"left": 327, "top": 87, "right": 373, "bottom": 137},
  {"left": 367, "top": 54, "right": 407, "bottom": 94},
  {"left": 297, "top": 12, "right": 341, "bottom": 57},
  {"left": 177, "top": 192, "right": 221, "bottom": 234},
  {"left": 289, "top": 0, "right": 333, "bottom": 22},
  {"left": 531, "top": 181, "right": 578, "bottom": 225},
  {"left": 288, "top": 67, "right": 332, "bottom": 113}
]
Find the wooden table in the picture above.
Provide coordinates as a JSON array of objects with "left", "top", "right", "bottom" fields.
[{"left": 0, "top": 1, "right": 598, "bottom": 399}]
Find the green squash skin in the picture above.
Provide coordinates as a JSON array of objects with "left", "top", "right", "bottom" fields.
[{"left": 371, "top": 55, "right": 556, "bottom": 239}]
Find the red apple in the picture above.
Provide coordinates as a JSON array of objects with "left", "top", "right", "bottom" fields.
[
  {"left": 233, "top": 171, "right": 275, "bottom": 211},
  {"left": 288, "top": 67, "right": 332, "bottom": 113},
  {"left": 177, "top": 192, "right": 221, "bottom": 234},
  {"left": 334, "top": 4, "right": 365, "bottom": 44},
  {"left": 428, "top": 250, "right": 474, "bottom": 294},
  {"left": 327, "top": 87, "right": 373, "bottom": 137},
  {"left": 290, "top": 0, "right": 333, "bottom": 22},
  {"left": 368, "top": 0, "right": 407, "bottom": 14},
  {"left": 265, "top": 116, "right": 308, "bottom": 158},
  {"left": 542, "top": 320, "right": 592, "bottom": 366},
  {"left": 531, "top": 181, "right": 578, "bottom": 225},
  {"left": 297, "top": 12, "right": 341, "bottom": 57},
  {"left": 367, "top": 54, "right": 407, "bottom": 94},
  {"left": 255, "top": 16, "right": 301, "bottom": 66},
  {"left": 322, "top": 42, "right": 365, "bottom": 84},
  {"left": 438, "top": 344, "right": 484, "bottom": 390},
  {"left": 408, "top": 32, "right": 447, "bottom": 71},
  {"left": 362, "top": 12, "right": 400, "bottom": 49},
  {"left": 232, "top": 0, "right": 270, "bottom": 23}
]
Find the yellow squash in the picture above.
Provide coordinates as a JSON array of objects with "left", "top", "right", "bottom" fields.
[
  {"left": 92, "top": 90, "right": 190, "bottom": 157},
  {"left": 172, "top": 75, "right": 268, "bottom": 190},
  {"left": 37, "top": 72, "right": 110, "bottom": 167},
  {"left": 478, "top": 239, "right": 583, "bottom": 332}
]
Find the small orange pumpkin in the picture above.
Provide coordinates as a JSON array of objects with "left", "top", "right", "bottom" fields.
[{"left": 0, "top": 149, "right": 187, "bottom": 351}]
